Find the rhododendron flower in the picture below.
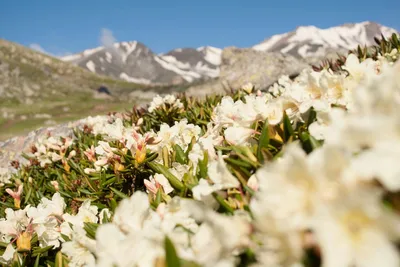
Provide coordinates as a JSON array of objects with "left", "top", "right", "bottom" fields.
[
  {"left": 193, "top": 152, "right": 240, "bottom": 201},
  {"left": 224, "top": 126, "right": 255, "bottom": 145}
]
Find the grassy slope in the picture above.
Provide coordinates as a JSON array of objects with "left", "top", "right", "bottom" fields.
[
  {"left": 0, "top": 39, "right": 148, "bottom": 141},
  {"left": 0, "top": 39, "right": 214, "bottom": 140}
]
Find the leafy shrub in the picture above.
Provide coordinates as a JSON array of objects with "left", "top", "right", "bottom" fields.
[{"left": 1, "top": 35, "right": 400, "bottom": 267}]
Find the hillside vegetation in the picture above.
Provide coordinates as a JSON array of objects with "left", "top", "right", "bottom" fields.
[
  {"left": 0, "top": 34, "right": 399, "bottom": 267},
  {"left": 0, "top": 39, "right": 148, "bottom": 140}
]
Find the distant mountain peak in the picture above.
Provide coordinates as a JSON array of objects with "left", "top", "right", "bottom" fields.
[
  {"left": 253, "top": 21, "right": 398, "bottom": 58},
  {"left": 62, "top": 41, "right": 222, "bottom": 85},
  {"left": 61, "top": 21, "right": 398, "bottom": 86}
]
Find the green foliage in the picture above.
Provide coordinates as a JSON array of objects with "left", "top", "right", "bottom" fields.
[{"left": 312, "top": 33, "right": 400, "bottom": 72}]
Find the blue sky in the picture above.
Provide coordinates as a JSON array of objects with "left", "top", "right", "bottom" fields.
[{"left": 0, "top": 0, "right": 399, "bottom": 56}]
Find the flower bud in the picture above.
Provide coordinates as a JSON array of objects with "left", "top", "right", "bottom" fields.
[
  {"left": 135, "top": 145, "right": 147, "bottom": 164},
  {"left": 114, "top": 161, "right": 125, "bottom": 172},
  {"left": 241, "top": 82, "right": 254, "bottom": 94},
  {"left": 63, "top": 161, "right": 71, "bottom": 173},
  {"left": 6, "top": 185, "right": 23, "bottom": 209},
  {"left": 136, "top": 117, "right": 144, "bottom": 126},
  {"left": 17, "top": 231, "right": 31, "bottom": 252},
  {"left": 51, "top": 181, "right": 59, "bottom": 191}
]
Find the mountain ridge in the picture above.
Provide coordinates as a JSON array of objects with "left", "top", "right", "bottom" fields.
[{"left": 61, "top": 21, "right": 399, "bottom": 85}]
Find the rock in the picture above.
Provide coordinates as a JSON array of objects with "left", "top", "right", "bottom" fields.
[
  {"left": 97, "top": 86, "right": 111, "bottom": 95},
  {"left": 186, "top": 47, "right": 310, "bottom": 98}
]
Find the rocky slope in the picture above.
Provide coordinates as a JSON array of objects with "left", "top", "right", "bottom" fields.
[
  {"left": 185, "top": 47, "right": 309, "bottom": 97},
  {"left": 0, "top": 39, "right": 147, "bottom": 104},
  {"left": 62, "top": 21, "right": 398, "bottom": 85},
  {"left": 62, "top": 42, "right": 222, "bottom": 85},
  {"left": 0, "top": 39, "right": 153, "bottom": 141}
]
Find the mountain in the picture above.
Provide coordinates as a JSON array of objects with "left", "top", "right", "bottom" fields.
[
  {"left": 252, "top": 21, "right": 398, "bottom": 60},
  {"left": 0, "top": 39, "right": 149, "bottom": 141},
  {"left": 62, "top": 21, "right": 398, "bottom": 86},
  {"left": 62, "top": 42, "right": 222, "bottom": 85},
  {"left": 0, "top": 39, "right": 149, "bottom": 103}
]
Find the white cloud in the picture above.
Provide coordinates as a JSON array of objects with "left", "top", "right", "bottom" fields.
[
  {"left": 100, "top": 28, "right": 122, "bottom": 62},
  {"left": 100, "top": 28, "right": 117, "bottom": 48},
  {"left": 29, "top": 43, "right": 49, "bottom": 54},
  {"left": 29, "top": 43, "right": 71, "bottom": 58}
]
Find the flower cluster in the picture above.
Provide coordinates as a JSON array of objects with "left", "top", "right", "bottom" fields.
[{"left": 0, "top": 38, "right": 400, "bottom": 267}]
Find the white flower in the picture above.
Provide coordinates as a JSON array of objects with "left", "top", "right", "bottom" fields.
[
  {"left": 112, "top": 192, "right": 160, "bottom": 234},
  {"left": 348, "top": 141, "right": 400, "bottom": 191},
  {"left": 61, "top": 226, "right": 96, "bottom": 267},
  {"left": 95, "top": 224, "right": 164, "bottom": 267},
  {"left": 148, "top": 173, "right": 174, "bottom": 195},
  {"left": 247, "top": 175, "right": 258, "bottom": 191},
  {"left": 0, "top": 208, "right": 30, "bottom": 243},
  {"left": 251, "top": 143, "right": 318, "bottom": 231},
  {"left": 28, "top": 192, "right": 66, "bottom": 220},
  {"left": 342, "top": 54, "right": 376, "bottom": 84},
  {"left": 224, "top": 127, "right": 255, "bottom": 145},
  {"left": 181, "top": 199, "right": 251, "bottom": 266},
  {"left": 148, "top": 94, "right": 183, "bottom": 113},
  {"left": 313, "top": 187, "right": 400, "bottom": 267},
  {"left": 264, "top": 99, "right": 284, "bottom": 125},
  {"left": 192, "top": 152, "right": 240, "bottom": 201},
  {"left": 0, "top": 244, "right": 15, "bottom": 265},
  {"left": 63, "top": 200, "right": 98, "bottom": 229},
  {"left": 27, "top": 193, "right": 66, "bottom": 248}
]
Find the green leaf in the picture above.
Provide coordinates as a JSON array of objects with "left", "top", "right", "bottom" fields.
[
  {"left": 283, "top": 112, "right": 294, "bottom": 142},
  {"left": 109, "top": 198, "right": 118, "bottom": 211},
  {"left": 182, "top": 170, "right": 198, "bottom": 191},
  {"left": 60, "top": 234, "right": 71, "bottom": 242},
  {"left": 110, "top": 187, "right": 128, "bottom": 199},
  {"left": 162, "top": 146, "right": 170, "bottom": 168},
  {"left": 212, "top": 192, "right": 234, "bottom": 214},
  {"left": 24, "top": 186, "right": 32, "bottom": 205},
  {"left": 101, "top": 176, "right": 117, "bottom": 187},
  {"left": 32, "top": 245, "right": 54, "bottom": 256},
  {"left": 84, "top": 222, "right": 99, "bottom": 240},
  {"left": 198, "top": 151, "right": 208, "bottom": 179},
  {"left": 308, "top": 135, "right": 321, "bottom": 150},
  {"left": 185, "top": 136, "right": 196, "bottom": 157},
  {"left": 174, "top": 144, "right": 187, "bottom": 164},
  {"left": 224, "top": 157, "right": 253, "bottom": 169},
  {"left": 257, "top": 119, "right": 270, "bottom": 162},
  {"left": 55, "top": 251, "right": 68, "bottom": 267},
  {"left": 154, "top": 189, "right": 162, "bottom": 207},
  {"left": 33, "top": 254, "right": 41, "bottom": 267},
  {"left": 306, "top": 108, "right": 317, "bottom": 127},
  {"left": 165, "top": 236, "right": 181, "bottom": 267},
  {"left": 147, "top": 162, "right": 184, "bottom": 191},
  {"left": 142, "top": 152, "right": 158, "bottom": 163},
  {"left": 300, "top": 131, "right": 321, "bottom": 153}
]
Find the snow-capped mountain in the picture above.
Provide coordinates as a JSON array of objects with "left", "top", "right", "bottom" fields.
[
  {"left": 62, "top": 42, "right": 221, "bottom": 85},
  {"left": 62, "top": 21, "right": 398, "bottom": 86},
  {"left": 253, "top": 21, "right": 398, "bottom": 58}
]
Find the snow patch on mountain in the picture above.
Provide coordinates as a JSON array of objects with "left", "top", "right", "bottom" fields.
[
  {"left": 86, "top": 61, "right": 96, "bottom": 72},
  {"left": 253, "top": 21, "right": 398, "bottom": 58},
  {"left": 60, "top": 21, "right": 398, "bottom": 86},
  {"left": 120, "top": 73, "right": 151, "bottom": 84},
  {"left": 154, "top": 56, "right": 201, "bottom": 82},
  {"left": 159, "top": 55, "right": 191, "bottom": 70},
  {"left": 197, "top": 46, "right": 222, "bottom": 65}
]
